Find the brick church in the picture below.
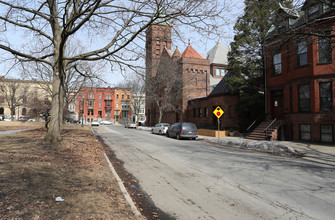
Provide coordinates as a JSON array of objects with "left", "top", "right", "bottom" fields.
[{"left": 145, "top": 20, "right": 239, "bottom": 129}]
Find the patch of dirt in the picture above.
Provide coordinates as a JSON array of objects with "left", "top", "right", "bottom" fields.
[{"left": 0, "top": 124, "right": 143, "bottom": 219}]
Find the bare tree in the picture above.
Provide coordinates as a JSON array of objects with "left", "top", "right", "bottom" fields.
[
  {"left": 27, "top": 96, "right": 52, "bottom": 128},
  {"left": 117, "top": 73, "right": 146, "bottom": 123},
  {"left": 0, "top": 79, "right": 31, "bottom": 120},
  {"left": 0, "top": 0, "right": 227, "bottom": 142}
]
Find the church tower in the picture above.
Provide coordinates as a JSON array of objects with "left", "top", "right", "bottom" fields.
[
  {"left": 145, "top": 22, "right": 172, "bottom": 79},
  {"left": 145, "top": 20, "right": 172, "bottom": 125}
]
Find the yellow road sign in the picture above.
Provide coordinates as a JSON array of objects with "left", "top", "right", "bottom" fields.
[{"left": 213, "top": 106, "right": 224, "bottom": 118}]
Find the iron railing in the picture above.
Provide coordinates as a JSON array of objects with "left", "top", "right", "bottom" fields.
[{"left": 264, "top": 118, "right": 283, "bottom": 140}]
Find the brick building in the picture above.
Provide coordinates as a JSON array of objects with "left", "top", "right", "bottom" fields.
[
  {"left": 264, "top": 0, "right": 335, "bottom": 142},
  {"left": 76, "top": 87, "right": 132, "bottom": 124},
  {"left": 0, "top": 76, "right": 51, "bottom": 120},
  {"left": 145, "top": 20, "right": 236, "bottom": 128},
  {"left": 186, "top": 74, "right": 239, "bottom": 130}
]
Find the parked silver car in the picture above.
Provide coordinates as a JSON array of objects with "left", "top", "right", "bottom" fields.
[
  {"left": 100, "top": 120, "right": 112, "bottom": 125},
  {"left": 152, "top": 123, "right": 170, "bottom": 135},
  {"left": 91, "top": 120, "right": 100, "bottom": 126},
  {"left": 125, "top": 121, "right": 137, "bottom": 129}
]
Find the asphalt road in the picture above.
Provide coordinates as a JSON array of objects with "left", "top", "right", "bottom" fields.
[{"left": 94, "top": 125, "right": 335, "bottom": 220}]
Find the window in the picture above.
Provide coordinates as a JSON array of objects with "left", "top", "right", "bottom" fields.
[
  {"left": 278, "top": 20, "right": 286, "bottom": 33},
  {"left": 23, "top": 96, "right": 27, "bottom": 104},
  {"left": 99, "top": 102, "right": 101, "bottom": 108},
  {"left": 299, "top": 84, "right": 310, "bottom": 112},
  {"left": 299, "top": 124, "right": 311, "bottom": 141},
  {"left": 289, "top": 87, "right": 293, "bottom": 112},
  {"left": 198, "top": 108, "right": 202, "bottom": 117},
  {"left": 81, "top": 93, "right": 84, "bottom": 98},
  {"left": 156, "top": 37, "right": 160, "bottom": 55},
  {"left": 323, "top": 3, "right": 331, "bottom": 13},
  {"left": 195, "top": 77, "right": 198, "bottom": 86},
  {"left": 321, "top": 124, "right": 333, "bottom": 143},
  {"left": 89, "top": 100, "right": 93, "bottom": 107},
  {"left": 127, "top": 95, "right": 130, "bottom": 99},
  {"left": 216, "top": 69, "right": 220, "bottom": 76},
  {"left": 122, "top": 94, "right": 124, "bottom": 100},
  {"left": 99, "top": 94, "right": 102, "bottom": 99},
  {"left": 308, "top": 5, "right": 319, "bottom": 20},
  {"left": 116, "top": 94, "right": 119, "bottom": 99},
  {"left": 319, "top": 82, "right": 332, "bottom": 111},
  {"left": 105, "top": 110, "right": 111, "bottom": 117},
  {"left": 163, "top": 37, "right": 167, "bottom": 47},
  {"left": 204, "top": 107, "right": 209, "bottom": 117},
  {"left": 89, "top": 93, "right": 94, "bottom": 98},
  {"left": 22, "top": 108, "right": 26, "bottom": 116},
  {"left": 318, "top": 35, "right": 332, "bottom": 63},
  {"left": 193, "top": 108, "right": 196, "bottom": 117},
  {"left": 273, "top": 53, "right": 282, "bottom": 75},
  {"left": 88, "top": 109, "right": 94, "bottom": 116},
  {"left": 116, "top": 102, "right": 119, "bottom": 108},
  {"left": 297, "top": 41, "right": 308, "bottom": 67},
  {"left": 287, "top": 45, "right": 291, "bottom": 72}
]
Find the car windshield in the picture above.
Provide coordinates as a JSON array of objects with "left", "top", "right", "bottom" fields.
[
  {"left": 161, "top": 123, "right": 170, "bottom": 126},
  {"left": 182, "top": 123, "right": 197, "bottom": 130}
]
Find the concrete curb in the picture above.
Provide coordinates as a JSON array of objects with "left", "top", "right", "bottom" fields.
[{"left": 103, "top": 152, "right": 142, "bottom": 217}]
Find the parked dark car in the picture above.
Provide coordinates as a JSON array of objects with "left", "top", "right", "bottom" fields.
[{"left": 166, "top": 122, "right": 198, "bottom": 140}]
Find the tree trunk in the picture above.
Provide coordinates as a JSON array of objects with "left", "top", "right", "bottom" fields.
[
  {"left": 44, "top": 26, "right": 64, "bottom": 143},
  {"left": 158, "top": 107, "right": 163, "bottom": 123},
  {"left": 44, "top": 72, "right": 63, "bottom": 142}
]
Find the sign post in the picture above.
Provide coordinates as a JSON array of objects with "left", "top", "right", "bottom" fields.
[{"left": 213, "top": 106, "right": 224, "bottom": 142}]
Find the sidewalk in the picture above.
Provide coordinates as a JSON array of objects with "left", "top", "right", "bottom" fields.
[
  {"left": 199, "top": 135, "right": 335, "bottom": 166},
  {"left": 138, "top": 126, "right": 335, "bottom": 165}
]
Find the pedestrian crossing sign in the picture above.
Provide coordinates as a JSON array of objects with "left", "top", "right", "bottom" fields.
[{"left": 213, "top": 106, "right": 224, "bottom": 119}]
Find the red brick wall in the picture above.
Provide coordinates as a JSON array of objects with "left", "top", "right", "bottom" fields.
[
  {"left": 265, "top": 19, "right": 335, "bottom": 142},
  {"left": 186, "top": 94, "right": 239, "bottom": 130}
]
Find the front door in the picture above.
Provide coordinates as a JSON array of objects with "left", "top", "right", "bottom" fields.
[{"left": 271, "top": 90, "right": 284, "bottom": 119}]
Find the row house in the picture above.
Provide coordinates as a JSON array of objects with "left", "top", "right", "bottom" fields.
[
  {"left": 76, "top": 86, "right": 132, "bottom": 124},
  {"left": 264, "top": 0, "right": 335, "bottom": 143}
]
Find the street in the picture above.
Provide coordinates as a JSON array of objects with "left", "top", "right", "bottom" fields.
[{"left": 94, "top": 125, "right": 335, "bottom": 220}]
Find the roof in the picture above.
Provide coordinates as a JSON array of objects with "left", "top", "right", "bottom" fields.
[
  {"left": 209, "top": 72, "right": 234, "bottom": 96},
  {"left": 172, "top": 48, "right": 181, "bottom": 58},
  {"left": 278, "top": 2, "right": 300, "bottom": 18},
  {"left": 181, "top": 43, "right": 203, "bottom": 59},
  {"left": 205, "top": 41, "right": 230, "bottom": 65},
  {"left": 152, "top": 7, "right": 172, "bottom": 26}
]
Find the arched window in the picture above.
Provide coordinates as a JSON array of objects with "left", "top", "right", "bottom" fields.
[
  {"left": 163, "top": 37, "right": 167, "bottom": 47},
  {"left": 22, "top": 108, "right": 27, "bottom": 116}
]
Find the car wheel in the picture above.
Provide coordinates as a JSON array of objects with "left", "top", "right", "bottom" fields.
[
  {"left": 176, "top": 133, "right": 181, "bottom": 140},
  {"left": 159, "top": 130, "right": 162, "bottom": 135},
  {"left": 192, "top": 138, "right": 196, "bottom": 140},
  {"left": 166, "top": 132, "right": 170, "bottom": 137},
  {"left": 151, "top": 129, "right": 154, "bottom": 134}
]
